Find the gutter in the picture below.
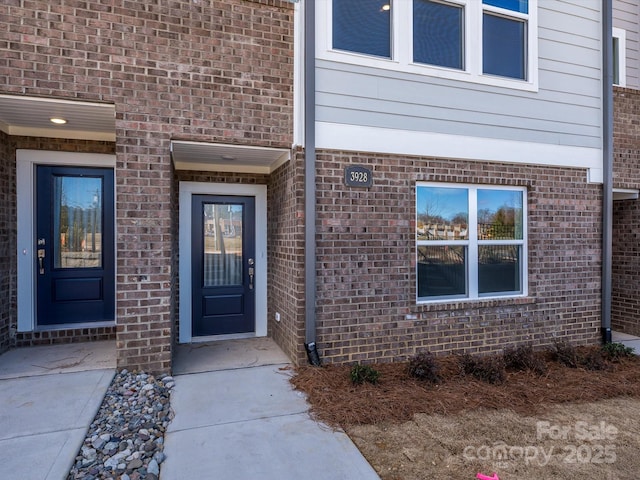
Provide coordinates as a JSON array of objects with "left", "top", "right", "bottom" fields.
[
  {"left": 601, "top": 0, "right": 613, "bottom": 344},
  {"left": 303, "top": 0, "right": 321, "bottom": 365}
]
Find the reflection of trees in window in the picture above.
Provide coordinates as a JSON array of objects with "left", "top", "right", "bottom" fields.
[
  {"left": 55, "top": 178, "right": 101, "bottom": 268},
  {"left": 478, "top": 206, "right": 518, "bottom": 239},
  {"left": 417, "top": 195, "right": 468, "bottom": 241}
]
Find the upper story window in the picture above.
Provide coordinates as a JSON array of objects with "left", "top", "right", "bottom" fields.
[
  {"left": 332, "top": 1, "right": 392, "bottom": 58},
  {"left": 413, "top": 0, "right": 464, "bottom": 70},
  {"left": 482, "top": 0, "right": 528, "bottom": 80},
  {"left": 325, "top": 0, "right": 538, "bottom": 91}
]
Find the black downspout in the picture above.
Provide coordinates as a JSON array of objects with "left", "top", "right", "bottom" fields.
[
  {"left": 602, "top": 0, "right": 613, "bottom": 344},
  {"left": 303, "top": 0, "right": 321, "bottom": 365}
]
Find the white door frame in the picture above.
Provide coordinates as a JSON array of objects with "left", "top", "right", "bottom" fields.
[
  {"left": 178, "top": 181, "right": 268, "bottom": 343},
  {"left": 16, "top": 149, "right": 116, "bottom": 332}
]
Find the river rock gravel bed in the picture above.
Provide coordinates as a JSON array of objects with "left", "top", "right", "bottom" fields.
[{"left": 67, "top": 370, "right": 175, "bottom": 480}]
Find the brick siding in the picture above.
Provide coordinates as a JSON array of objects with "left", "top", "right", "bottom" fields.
[
  {"left": 267, "top": 149, "right": 307, "bottom": 364},
  {"left": 612, "top": 86, "right": 640, "bottom": 335},
  {"left": 0, "top": 131, "right": 16, "bottom": 354},
  {"left": 1, "top": 0, "right": 294, "bottom": 373},
  {"left": 613, "top": 87, "right": 640, "bottom": 189},
  {"left": 314, "top": 150, "right": 602, "bottom": 363}
]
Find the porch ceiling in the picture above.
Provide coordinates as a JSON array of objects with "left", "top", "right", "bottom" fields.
[
  {"left": 171, "top": 140, "right": 291, "bottom": 174},
  {"left": 0, "top": 95, "right": 115, "bottom": 141}
]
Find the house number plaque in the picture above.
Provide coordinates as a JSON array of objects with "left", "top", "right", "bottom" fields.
[{"left": 344, "top": 165, "right": 373, "bottom": 188}]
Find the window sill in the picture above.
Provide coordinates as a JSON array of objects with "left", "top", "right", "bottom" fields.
[
  {"left": 318, "top": 50, "right": 539, "bottom": 93},
  {"left": 409, "top": 295, "right": 536, "bottom": 316}
]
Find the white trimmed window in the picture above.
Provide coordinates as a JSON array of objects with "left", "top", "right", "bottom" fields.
[
  {"left": 613, "top": 27, "right": 626, "bottom": 87},
  {"left": 322, "top": 0, "right": 538, "bottom": 91},
  {"left": 416, "top": 183, "right": 527, "bottom": 302}
]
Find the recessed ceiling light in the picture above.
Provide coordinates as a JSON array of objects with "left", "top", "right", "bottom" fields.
[
  {"left": 50, "top": 117, "right": 67, "bottom": 125},
  {"left": 381, "top": 4, "right": 390, "bottom": 11}
]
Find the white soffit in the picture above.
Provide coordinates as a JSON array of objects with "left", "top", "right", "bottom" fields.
[
  {"left": 613, "top": 188, "right": 639, "bottom": 201},
  {"left": 0, "top": 94, "right": 115, "bottom": 141},
  {"left": 171, "top": 140, "right": 291, "bottom": 174}
]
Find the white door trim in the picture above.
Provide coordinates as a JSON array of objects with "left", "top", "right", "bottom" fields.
[
  {"left": 178, "top": 181, "right": 268, "bottom": 343},
  {"left": 16, "top": 149, "right": 116, "bottom": 332}
]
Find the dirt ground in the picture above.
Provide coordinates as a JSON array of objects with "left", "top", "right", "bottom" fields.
[{"left": 292, "top": 349, "right": 640, "bottom": 480}]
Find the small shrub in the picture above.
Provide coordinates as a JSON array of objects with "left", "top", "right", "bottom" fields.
[
  {"left": 581, "top": 348, "right": 608, "bottom": 371},
  {"left": 408, "top": 351, "right": 441, "bottom": 383},
  {"left": 552, "top": 342, "right": 614, "bottom": 371},
  {"left": 602, "top": 342, "right": 635, "bottom": 361},
  {"left": 503, "top": 345, "right": 548, "bottom": 375},
  {"left": 350, "top": 364, "right": 380, "bottom": 385},
  {"left": 552, "top": 341, "right": 580, "bottom": 368},
  {"left": 460, "top": 354, "right": 506, "bottom": 385}
]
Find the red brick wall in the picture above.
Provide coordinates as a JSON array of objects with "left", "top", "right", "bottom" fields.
[
  {"left": 267, "top": 149, "right": 307, "bottom": 364},
  {"left": 314, "top": 150, "right": 602, "bottom": 363},
  {"left": 612, "top": 200, "right": 640, "bottom": 335},
  {"left": 1, "top": 0, "right": 294, "bottom": 372},
  {"left": 613, "top": 87, "right": 640, "bottom": 189},
  {"left": 612, "top": 87, "right": 640, "bottom": 335},
  {"left": 0, "top": 131, "right": 16, "bottom": 354}
]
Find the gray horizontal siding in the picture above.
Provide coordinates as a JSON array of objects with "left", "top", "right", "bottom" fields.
[
  {"left": 613, "top": 0, "right": 640, "bottom": 89},
  {"left": 316, "top": 0, "right": 603, "bottom": 150}
]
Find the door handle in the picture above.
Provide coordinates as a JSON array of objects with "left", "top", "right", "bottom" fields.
[
  {"left": 37, "top": 248, "right": 45, "bottom": 275},
  {"left": 248, "top": 258, "right": 255, "bottom": 290}
]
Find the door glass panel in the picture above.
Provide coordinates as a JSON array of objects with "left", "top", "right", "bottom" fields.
[
  {"left": 53, "top": 176, "right": 102, "bottom": 269},
  {"left": 203, "top": 203, "right": 243, "bottom": 286}
]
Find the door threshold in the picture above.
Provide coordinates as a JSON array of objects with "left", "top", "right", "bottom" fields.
[
  {"left": 35, "top": 321, "right": 115, "bottom": 332},
  {"left": 189, "top": 332, "right": 259, "bottom": 343}
]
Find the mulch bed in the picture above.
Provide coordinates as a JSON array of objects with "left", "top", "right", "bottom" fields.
[{"left": 291, "top": 348, "right": 640, "bottom": 428}]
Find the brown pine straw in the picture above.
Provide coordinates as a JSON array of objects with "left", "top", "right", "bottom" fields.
[{"left": 290, "top": 349, "right": 640, "bottom": 428}]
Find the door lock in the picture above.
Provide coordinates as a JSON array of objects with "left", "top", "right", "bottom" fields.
[
  {"left": 248, "top": 258, "right": 255, "bottom": 290},
  {"left": 37, "top": 248, "right": 45, "bottom": 275}
]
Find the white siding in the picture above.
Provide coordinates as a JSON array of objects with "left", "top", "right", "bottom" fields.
[
  {"left": 613, "top": 0, "right": 640, "bottom": 89},
  {"left": 316, "top": 0, "right": 603, "bottom": 157}
]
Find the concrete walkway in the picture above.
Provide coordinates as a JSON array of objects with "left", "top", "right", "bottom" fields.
[
  {"left": 612, "top": 331, "right": 640, "bottom": 353},
  {"left": 3, "top": 332, "right": 640, "bottom": 479},
  {"left": 0, "top": 338, "right": 379, "bottom": 480},
  {"left": 161, "top": 338, "right": 380, "bottom": 480},
  {"left": 0, "top": 342, "right": 116, "bottom": 480}
]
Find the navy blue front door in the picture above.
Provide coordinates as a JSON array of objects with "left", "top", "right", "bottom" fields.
[
  {"left": 36, "top": 166, "right": 115, "bottom": 325},
  {"left": 192, "top": 195, "right": 256, "bottom": 336}
]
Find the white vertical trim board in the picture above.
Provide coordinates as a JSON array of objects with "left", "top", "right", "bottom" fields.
[
  {"left": 178, "top": 182, "right": 268, "bottom": 343},
  {"left": 16, "top": 150, "right": 116, "bottom": 332},
  {"left": 613, "top": 27, "right": 627, "bottom": 87},
  {"left": 293, "top": 0, "right": 305, "bottom": 147}
]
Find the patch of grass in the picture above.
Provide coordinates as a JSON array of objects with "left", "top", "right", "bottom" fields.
[
  {"left": 350, "top": 364, "right": 380, "bottom": 385},
  {"left": 407, "top": 351, "right": 441, "bottom": 383},
  {"left": 460, "top": 354, "right": 506, "bottom": 384},
  {"left": 503, "top": 345, "right": 547, "bottom": 375}
]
